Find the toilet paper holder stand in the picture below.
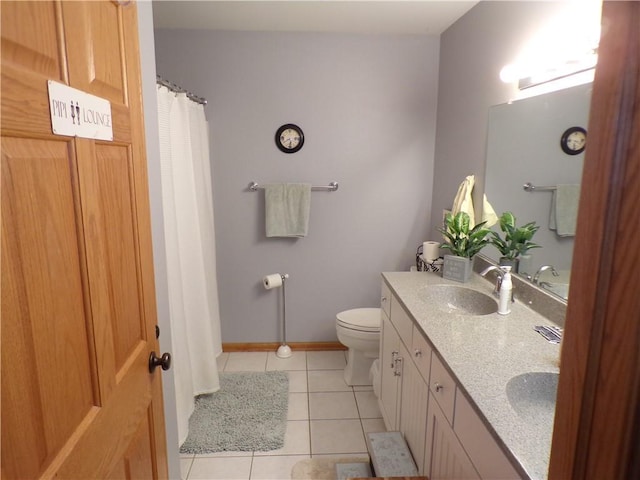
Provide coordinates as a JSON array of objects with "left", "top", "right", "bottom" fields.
[
  {"left": 264, "top": 273, "right": 292, "bottom": 359},
  {"left": 276, "top": 274, "right": 292, "bottom": 358}
]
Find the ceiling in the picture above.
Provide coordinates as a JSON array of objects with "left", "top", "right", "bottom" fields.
[{"left": 152, "top": 1, "right": 479, "bottom": 36}]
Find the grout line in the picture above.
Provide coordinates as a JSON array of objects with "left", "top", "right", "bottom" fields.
[
  {"left": 183, "top": 455, "right": 194, "bottom": 480},
  {"left": 306, "top": 364, "right": 313, "bottom": 456},
  {"left": 247, "top": 454, "right": 255, "bottom": 480}
]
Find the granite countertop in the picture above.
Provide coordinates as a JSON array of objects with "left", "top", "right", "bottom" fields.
[{"left": 381, "top": 271, "right": 561, "bottom": 480}]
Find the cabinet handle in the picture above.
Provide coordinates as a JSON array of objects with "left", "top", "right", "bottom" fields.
[
  {"left": 390, "top": 351, "right": 398, "bottom": 368},
  {"left": 434, "top": 382, "right": 443, "bottom": 392},
  {"left": 394, "top": 356, "right": 403, "bottom": 376},
  {"left": 414, "top": 349, "right": 422, "bottom": 358},
  {"left": 381, "top": 296, "right": 387, "bottom": 304}
]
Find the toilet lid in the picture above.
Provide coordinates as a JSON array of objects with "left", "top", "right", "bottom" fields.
[{"left": 336, "top": 308, "right": 381, "bottom": 332}]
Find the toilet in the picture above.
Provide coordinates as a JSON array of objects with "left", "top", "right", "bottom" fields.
[{"left": 336, "top": 307, "right": 381, "bottom": 386}]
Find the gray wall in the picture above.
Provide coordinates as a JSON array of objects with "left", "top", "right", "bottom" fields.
[
  {"left": 430, "top": 1, "right": 570, "bottom": 238},
  {"left": 154, "top": 31, "right": 440, "bottom": 342},
  {"left": 137, "top": 1, "right": 181, "bottom": 475}
]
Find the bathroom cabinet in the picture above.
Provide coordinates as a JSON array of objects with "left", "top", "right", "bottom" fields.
[
  {"left": 424, "top": 354, "right": 479, "bottom": 478},
  {"left": 399, "top": 341, "right": 429, "bottom": 472},
  {"left": 379, "top": 311, "right": 402, "bottom": 430},
  {"left": 425, "top": 394, "right": 479, "bottom": 478},
  {"left": 379, "top": 281, "right": 417, "bottom": 431},
  {"left": 378, "top": 282, "right": 521, "bottom": 479}
]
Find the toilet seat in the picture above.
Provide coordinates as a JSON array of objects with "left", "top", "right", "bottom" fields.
[{"left": 336, "top": 308, "right": 380, "bottom": 333}]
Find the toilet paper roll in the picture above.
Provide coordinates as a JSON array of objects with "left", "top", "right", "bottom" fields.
[
  {"left": 263, "top": 273, "right": 283, "bottom": 290},
  {"left": 422, "top": 241, "right": 441, "bottom": 262}
]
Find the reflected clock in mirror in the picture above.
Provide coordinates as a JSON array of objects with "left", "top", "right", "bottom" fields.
[{"left": 560, "top": 126, "right": 587, "bottom": 155}]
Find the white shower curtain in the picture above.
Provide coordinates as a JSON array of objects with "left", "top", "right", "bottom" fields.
[{"left": 156, "top": 85, "right": 222, "bottom": 445}]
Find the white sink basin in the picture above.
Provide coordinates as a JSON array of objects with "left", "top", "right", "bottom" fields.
[
  {"left": 506, "top": 372, "right": 559, "bottom": 423},
  {"left": 419, "top": 285, "right": 498, "bottom": 316}
]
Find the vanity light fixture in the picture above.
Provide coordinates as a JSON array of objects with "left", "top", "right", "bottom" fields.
[
  {"left": 512, "top": 50, "right": 598, "bottom": 90},
  {"left": 500, "top": 0, "right": 602, "bottom": 91}
]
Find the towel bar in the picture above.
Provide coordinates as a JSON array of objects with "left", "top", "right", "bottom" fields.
[
  {"left": 249, "top": 181, "right": 339, "bottom": 192},
  {"left": 524, "top": 182, "right": 556, "bottom": 192}
]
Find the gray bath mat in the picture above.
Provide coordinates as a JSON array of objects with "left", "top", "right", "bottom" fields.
[{"left": 180, "top": 371, "right": 289, "bottom": 453}]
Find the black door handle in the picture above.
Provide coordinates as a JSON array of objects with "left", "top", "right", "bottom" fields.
[{"left": 149, "top": 351, "right": 172, "bottom": 373}]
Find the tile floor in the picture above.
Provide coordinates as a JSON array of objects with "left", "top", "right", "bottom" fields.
[{"left": 179, "top": 350, "right": 385, "bottom": 480}]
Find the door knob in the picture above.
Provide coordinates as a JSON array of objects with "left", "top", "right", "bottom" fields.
[{"left": 149, "top": 351, "right": 172, "bottom": 373}]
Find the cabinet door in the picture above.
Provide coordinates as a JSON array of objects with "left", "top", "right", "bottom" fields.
[
  {"left": 430, "top": 354, "right": 457, "bottom": 424},
  {"left": 400, "top": 342, "right": 429, "bottom": 474},
  {"left": 412, "top": 326, "right": 432, "bottom": 383},
  {"left": 379, "top": 312, "right": 402, "bottom": 430},
  {"left": 425, "top": 396, "right": 480, "bottom": 480},
  {"left": 454, "top": 393, "right": 522, "bottom": 479}
]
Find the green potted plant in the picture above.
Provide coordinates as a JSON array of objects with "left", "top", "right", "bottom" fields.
[
  {"left": 438, "top": 211, "right": 491, "bottom": 282},
  {"left": 489, "top": 211, "right": 541, "bottom": 272}
]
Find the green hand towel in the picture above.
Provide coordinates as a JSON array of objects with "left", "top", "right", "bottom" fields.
[
  {"left": 549, "top": 184, "right": 580, "bottom": 237},
  {"left": 265, "top": 183, "right": 312, "bottom": 237}
]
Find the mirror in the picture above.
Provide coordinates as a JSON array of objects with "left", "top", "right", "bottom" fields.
[{"left": 483, "top": 82, "right": 593, "bottom": 300}]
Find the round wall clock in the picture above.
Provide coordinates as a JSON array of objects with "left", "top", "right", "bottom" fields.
[
  {"left": 275, "top": 124, "right": 304, "bottom": 154},
  {"left": 560, "top": 126, "right": 587, "bottom": 155}
]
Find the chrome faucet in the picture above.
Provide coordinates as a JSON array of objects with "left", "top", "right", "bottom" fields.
[
  {"left": 532, "top": 265, "right": 559, "bottom": 284},
  {"left": 480, "top": 265, "right": 505, "bottom": 297},
  {"left": 480, "top": 265, "right": 515, "bottom": 303}
]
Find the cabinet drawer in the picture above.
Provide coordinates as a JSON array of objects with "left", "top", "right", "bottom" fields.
[
  {"left": 430, "top": 354, "right": 456, "bottom": 425},
  {"left": 390, "top": 298, "right": 413, "bottom": 348},
  {"left": 381, "top": 282, "right": 391, "bottom": 318},
  {"left": 411, "top": 328, "right": 432, "bottom": 383},
  {"left": 454, "top": 393, "right": 522, "bottom": 479}
]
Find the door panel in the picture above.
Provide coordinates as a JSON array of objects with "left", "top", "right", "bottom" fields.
[
  {"left": 79, "top": 141, "right": 145, "bottom": 374},
  {"left": 1, "top": 138, "right": 96, "bottom": 478},
  {"left": 0, "top": 1, "right": 63, "bottom": 79},
  {"left": 124, "top": 412, "right": 156, "bottom": 479},
  {"left": 1, "top": 2, "right": 168, "bottom": 478},
  {"left": 0, "top": 1, "right": 65, "bottom": 137},
  {"left": 106, "top": 409, "right": 155, "bottom": 479},
  {"left": 63, "top": 1, "right": 125, "bottom": 104}
]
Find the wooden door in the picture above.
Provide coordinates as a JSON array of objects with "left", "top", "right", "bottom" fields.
[
  {"left": 548, "top": 2, "right": 640, "bottom": 478},
  {"left": 1, "top": 1, "right": 169, "bottom": 478}
]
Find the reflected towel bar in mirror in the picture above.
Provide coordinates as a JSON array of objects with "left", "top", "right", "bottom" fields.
[
  {"left": 523, "top": 182, "right": 557, "bottom": 192},
  {"left": 249, "top": 181, "right": 339, "bottom": 192}
]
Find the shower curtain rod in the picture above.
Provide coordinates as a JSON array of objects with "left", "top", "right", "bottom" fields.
[{"left": 156, "top": 74, "right": 207, "bottom": 105}]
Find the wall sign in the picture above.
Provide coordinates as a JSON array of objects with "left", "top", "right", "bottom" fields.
[{"left": 47, "top": 80, "right": 113, "bottom": 141}]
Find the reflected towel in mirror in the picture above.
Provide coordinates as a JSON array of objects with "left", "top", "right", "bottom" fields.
[{"left": 549, "top": 184, "right": 580, "bottom": 237}]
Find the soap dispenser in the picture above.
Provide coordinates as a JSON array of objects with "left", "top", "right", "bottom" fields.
[{"left": 498, "top": 266, "right": 513, "bottom": 315}]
